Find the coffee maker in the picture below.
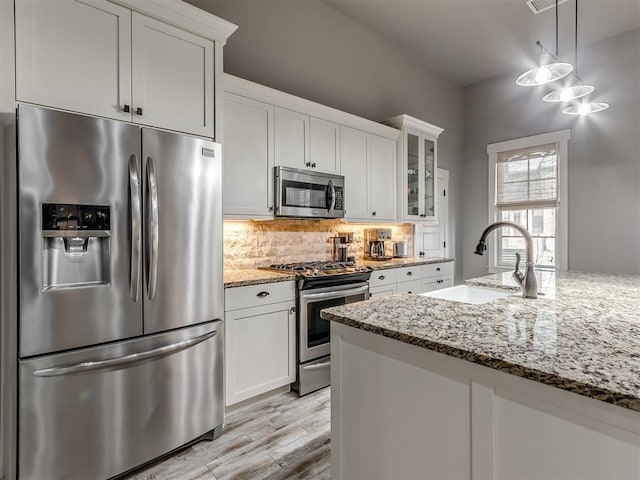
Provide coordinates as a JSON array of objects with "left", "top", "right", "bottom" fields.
[
  {"left": 364, "top": 228, "right": 392, "bottom": 260},
  {"left": 331, "top": 232, "right": 354, "bottom": 262}
]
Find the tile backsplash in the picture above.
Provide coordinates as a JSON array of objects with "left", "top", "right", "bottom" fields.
[{"left": 224, "top": 219, "right": 414, "bottom": 270}]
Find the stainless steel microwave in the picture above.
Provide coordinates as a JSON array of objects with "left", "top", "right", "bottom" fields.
[{"left": 274, "top": 166, "right": 345, "bottom": 219}]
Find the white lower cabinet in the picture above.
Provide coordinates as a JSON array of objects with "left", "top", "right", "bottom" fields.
[
  {"left": 224, "top": 281, "right": 296, "bottom": 406},
  {"left": 368, "top": 261, "right": 454, "bottom": 297}
]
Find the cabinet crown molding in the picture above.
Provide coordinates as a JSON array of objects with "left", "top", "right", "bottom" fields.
[
  {"left": 112, "top": 0, "right": 238, "bottom": 43},
  {"left": 223, "top": 73, "right": 400, "bottom": 141},
  {"left": 384, "top": 114, "right": 444, "bottom": 138}
]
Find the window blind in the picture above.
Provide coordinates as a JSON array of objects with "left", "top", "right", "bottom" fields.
[{"left": 496, "top": 142, "right": 558, "bottom": 210}]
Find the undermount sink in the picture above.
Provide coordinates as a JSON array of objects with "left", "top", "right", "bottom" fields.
[{"left": 420, "top": 285, "right": 517, "bottom": 305}]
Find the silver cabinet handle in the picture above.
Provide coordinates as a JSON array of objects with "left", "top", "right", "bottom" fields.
[
  {"left": 147, "top": 157, "right": 159, "bottom": 299},
  {"left": 326, "top": 180, "right": 336, "bottom": 215},
  {"left": 128, "top": 154, "right": 142, "bottom": 303},
  {"left": 33, "top": 331, "right": 217, "bottom": 377},
  {"left": 302, "top": 361, "right": 330, "bottom": 371},
  {"left": 256, "top": 291, "right": 270, "bottom": 298}
]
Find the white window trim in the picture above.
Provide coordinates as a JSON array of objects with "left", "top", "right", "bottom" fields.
[{"left": 487, "top": 130, "right": 570, "bottom": 273}]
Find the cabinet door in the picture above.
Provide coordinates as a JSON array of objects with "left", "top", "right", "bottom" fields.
[
  {"left": 396, "top": 279, "right": 423, "bottom": 295},
  {"left": 132, "top": 13, "right": 214, "bottom": 137},
  {"left": 422, "top": 277, "right": 453, "bottom": 293},
  {"left": 15, "top": 0, "right": 132, "bottom": 121},
  {"left": 223, "top": 93, "right": 274, "bottom": 217},
  {"left": 403, "top": 130, "right": 422, "bottom": 220},
  {"left": 422, "top": 136, "right": 437, "bottom": 221},
  {"left": 225, "top": 302, "right": 295, "bottom": 406},
  {"left": 274, "top": 107, "right": 309, "bottom": 169},
  {"left": 368, "top": 135, "right": 396, "bottom": 221},
  {"left": 310, "top": 117, "right": 340, "bottom": 173},
  {"left": 341, "top": 126, "right": 368, "bottom": 220}
]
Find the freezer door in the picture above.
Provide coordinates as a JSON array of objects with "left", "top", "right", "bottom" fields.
[
  {"left": 142, "top": 129, "right": 223, "bottom": 333},
  {"left": 18, "top": 105, "right": 143, "bottom": 357},
  {"left": 19, "top": 321, "right": 223, "bottom": 480}
]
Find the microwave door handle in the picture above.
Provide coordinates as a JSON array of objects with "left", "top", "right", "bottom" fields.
[{"left": 326, "top": 180, "right": 336, "bottom": 214}]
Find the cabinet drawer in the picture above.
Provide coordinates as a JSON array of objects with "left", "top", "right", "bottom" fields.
[
  {"left": 225, "top": 281, "right": 295, "bottom": 311},
  {"left": 396, "top": 266, "right": 422, "bottom": 282},
  {"left": 422, "top": 261, "right": 454, "bottom": 279},
  {"left": 396, "top": 279, "right": 423, "bottom": 295},
  {"left": 369, "top": 269, "right": 397, "bottom": 288},
  {"left": 422, "top": 277, "right": 453, "bottom": 293}
]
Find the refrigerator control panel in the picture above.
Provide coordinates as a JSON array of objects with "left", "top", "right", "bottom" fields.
[{"left": 42, "top": 204, "right": 111, "bottom": 231}]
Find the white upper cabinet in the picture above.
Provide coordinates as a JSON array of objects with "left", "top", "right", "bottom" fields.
[
  {"left": 14, "top": 0, "right": 227, "bottom": 138},
  {"left": 341, "top": 126, "right": 396, "bottom": 223},
  {"left": 15, "top": 0, "right": 132, "bottom": 122},
  {"left": 274, "top": 107, "right": 310, "bottom": 169},
  {"left": 223, "top": 92, "right": 274, "bottom": 217},
  {"left": 340, "top": 126, "right": 368, "bottom": 219},
  {"left": 310, "top": 117, "right": 340, "bottom": 174},
  {"left": 131, "top": 13, "right": 214, "bottom": 137},
  {"left": 384, "top": 115, "right": 443, "bottom": 222}
]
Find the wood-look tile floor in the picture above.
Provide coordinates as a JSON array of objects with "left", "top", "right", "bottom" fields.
[{"left": 129, "top": 387, "right": 331, "bottom": 480}]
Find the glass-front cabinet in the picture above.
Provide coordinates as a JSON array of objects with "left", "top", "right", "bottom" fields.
[{"left": 384, "top": 115, "right": 443, "bottom": 222}]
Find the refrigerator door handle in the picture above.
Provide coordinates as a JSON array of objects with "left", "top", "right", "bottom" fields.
[
  {"left": 146, "top": 156, "right": 159, "bottom": 299},
  {"left": 129, "top": 154, "right": 142, "bottom": 302},
  {"left": 32, "top": 330, "right": 217, "bottom": 377}
]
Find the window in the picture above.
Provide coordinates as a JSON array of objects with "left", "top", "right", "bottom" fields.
[{"left": 487, "top": 130, "right": 569, "bottom": 272}]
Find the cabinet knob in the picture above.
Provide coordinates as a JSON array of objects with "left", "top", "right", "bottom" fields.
[
  {"left": 378, "top": 275, "right": 385, "bottom": 280},
  {"left": 436, "top": 267, "right": 441, "bottom": 272},
  {"left": 311, "top": 162, "right": 317, "bottom": 168},
  {"left": 407, "top": 271, "right": 412, "bottom": 276},
  {"left": 268, "top": 206, "right": 274, "bottom": 212},
  {"left": 408, "top": 291, "right": 412, "bottom": 294},
  {"left": 372, "top": 211, "right": 377, "bottom": 216},
  {"left": 123, "top": 104, "right": 130, "bottom": 113},
  {"left": 290, "top": 306, "right": 296, "bottom": 314},
  {"left": 419, "top": 251, "right": 425, "bottom": 257},
  {"left": 135, "top": 107, "right": 143, "bottom": 115},
  {"left": 306, "top": 162, "right": 311, "bottom": 167},
  {"left": 437, "top": 280, "right": 443, "bottom": 284},
  {"left": 256, "top": 291, "right": 270, "bottom": 298}
]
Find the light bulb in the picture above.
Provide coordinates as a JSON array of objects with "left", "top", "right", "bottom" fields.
[
  {"left": 534, "top": 66, "right": 552, "bottom": 84},
  {"left": 578, "top": 103, "right": 592, "bottom": 115},
  {"left": 559, "top": 88, "right": 575, "bottom": 102}
]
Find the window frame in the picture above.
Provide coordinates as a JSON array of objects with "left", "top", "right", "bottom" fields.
[{"left": 487, "top": 130, "right": 570, "bottom": 273}]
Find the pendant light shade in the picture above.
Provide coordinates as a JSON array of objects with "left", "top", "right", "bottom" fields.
[
  {"left": 562, "top": 102, "right": 609, "bottom": 115},
  {"left": 542, "top": 84, "right": 594, "bottom": 102},
  {"left": 516, "top": 62, "right": 573, "bottom": 86}
]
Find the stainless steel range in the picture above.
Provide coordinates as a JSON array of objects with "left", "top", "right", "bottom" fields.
[{"left": 262, "top": 261, "right": 371, "bottom": 395}]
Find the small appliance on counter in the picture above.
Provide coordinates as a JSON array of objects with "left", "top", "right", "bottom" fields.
[
  {"left": 393, "top": 240, "right": 409, "bottom": 258},
  {"left": 331, "top": 232, "right": 353, "bottom": 262},
  {"left": 364, "top": 228, "right": 392, "bottom": 261}
]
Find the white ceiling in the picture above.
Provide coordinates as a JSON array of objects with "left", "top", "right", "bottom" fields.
[{"left": 322, "top": 0, "right": 640, "bottom": 86}]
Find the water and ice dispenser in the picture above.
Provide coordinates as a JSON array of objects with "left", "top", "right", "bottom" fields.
[{"left": 41, "top": 203, "right": 111, "bottom": 289}]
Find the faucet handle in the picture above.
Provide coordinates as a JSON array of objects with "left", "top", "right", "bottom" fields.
[{"left": 513, "top": 252, "right": 525, "bottom": 286}]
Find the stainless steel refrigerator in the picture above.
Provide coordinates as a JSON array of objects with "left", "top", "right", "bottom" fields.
[{"left": 15, "top": 105, "right": 224, "bottom": 480}]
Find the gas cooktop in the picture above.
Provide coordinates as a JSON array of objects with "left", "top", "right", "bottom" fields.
[{"left": 261, "top": 261, "right": 371, "bottom": 278}]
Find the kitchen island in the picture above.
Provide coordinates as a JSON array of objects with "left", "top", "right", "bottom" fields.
[{"left": 321, "top": 272, "right": 640, "bottom": 479}]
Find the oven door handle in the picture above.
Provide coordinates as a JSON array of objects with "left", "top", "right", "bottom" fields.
[
  {"left": 300, "top": 284, "right": 369, "bottom": 301},
  {"left": 302, "top": 361, "right": 331, "bottom": 371}
]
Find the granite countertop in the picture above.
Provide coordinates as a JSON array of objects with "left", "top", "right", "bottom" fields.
[
  {"left": 223, "top": 257, "right": 454, "bottom": 288},
  {"left": 321, "top": 271, "right": 640, "bottom": 412},
  {"left": 224, "top": 269, "right": 296, "bottom": 288}
]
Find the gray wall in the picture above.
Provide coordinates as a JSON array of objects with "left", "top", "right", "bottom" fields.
[
  {"left": 463, "top": 28, "right": 640, "bottom": 279},
  {"left": 187, "top": 0, "right": 465, "bottom": 281}
]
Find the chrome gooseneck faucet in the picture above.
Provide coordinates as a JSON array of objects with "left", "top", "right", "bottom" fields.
[{"left": 474, "top": 221, "right": 538, "bottom": 299}]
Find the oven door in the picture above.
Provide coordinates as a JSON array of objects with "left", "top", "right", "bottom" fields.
[
  {"left": 275, "top": 166, "right": 344, "bottom": 218},
  {"left": 298, "top": 282, "right": 369, "bottom": 363}
]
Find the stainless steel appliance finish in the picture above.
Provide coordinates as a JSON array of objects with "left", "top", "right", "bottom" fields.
[
  {"left": 364, "top": 227, "right": 392, "bottom": 261},
  {"left": 19, "top": 321, "right": 223, "bottom": 480},
  {"left": 393, "top": 240, "right": 409, "bottom": 258},
  {"left": 262, "top": 261, "right": 370, "bottom": 396},
  {"left": 16, "top": 105, "right": 224, "bottom": 480},
  {"left": 274, "top": 166, "right": 345, "bottom": 218}
]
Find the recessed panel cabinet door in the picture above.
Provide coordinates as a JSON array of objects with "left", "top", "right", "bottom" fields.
[
  {"left": 368, "top": 135, "right": 396, "bottom": 221},
  {"left": 274, "top": 107, "right": 309, "bottom": 169},
  {"left": 132, "top": 13, "right": 214, "bottom": 137},
  {"left": 310, "top": 117, "right": 340, "bottom": 174},
  {"left": 15, "top": 0, "right": 132, "bottom": 121},
  {"left": 223, "top": 93, "right": 274, "bottom": 217},
  {"left": 340, "top": 126, "right": 368, "bottom": 220}
]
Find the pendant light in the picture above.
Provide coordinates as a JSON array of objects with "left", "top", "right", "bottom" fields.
[
  {"left": 516, "top": 0, "right": 573, "bottom": 86},
  {"left": 560, "top": 0, "right": 609, "bottom": 115}
]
